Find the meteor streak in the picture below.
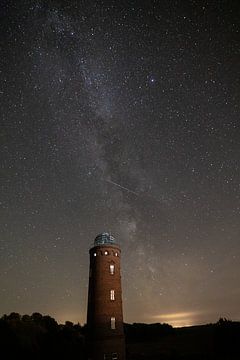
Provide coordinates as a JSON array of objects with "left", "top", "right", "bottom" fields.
[{"left": 105, "top": 179, "right": 139, "bottom": 196}]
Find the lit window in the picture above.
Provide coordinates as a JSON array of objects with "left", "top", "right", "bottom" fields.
[
  {"left": 93, "top": 253, "right": 97, "bottom": 257},
  {"left": 110, "top": 317, "right": 116, "bottom": 329},
  {"left": 110, "top": 264, "right": 114, "bottom": 274},
  {"left": 104, "top": 251, "right": 108, "bottom": 255},
  {"left": 115, "top": 252, "right": 118, "bottom": 257},
  {"left": 110, "top": 290, "right": 115, "bottom": 300}
]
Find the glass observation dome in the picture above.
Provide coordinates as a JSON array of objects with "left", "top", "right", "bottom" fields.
[{"left": 94, "top": 232, "right": 116, "bottom": 246}]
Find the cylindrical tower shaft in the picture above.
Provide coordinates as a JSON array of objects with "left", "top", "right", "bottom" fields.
[{"left": 87, "top": 233, "right": 125, "bottom": 360}]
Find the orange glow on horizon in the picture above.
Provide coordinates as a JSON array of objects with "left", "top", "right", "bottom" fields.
[{"left": 152, "top": 311, "right": 202, "bottom": 327}]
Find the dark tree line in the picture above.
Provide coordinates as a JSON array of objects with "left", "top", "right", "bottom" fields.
[
  {"left": 124, "top": 322, "right": 174, "bottom": 342},
  {"left": 214, "top": 318, "right": 240, "bottom": 359},
  {"left": 0, "top": 312, "right": 86, "bottom": 359},
  {"left": 0, "top": 313, "right": 239, "bottom": 359}
]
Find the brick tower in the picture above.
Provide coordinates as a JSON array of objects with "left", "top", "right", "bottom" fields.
[{"left": 87, "top": 232, "right": 125, "bottom": 360}]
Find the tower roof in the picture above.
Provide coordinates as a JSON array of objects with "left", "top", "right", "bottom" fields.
[{"left": 94, "top": 232, "right": 116, "bottom": 246}]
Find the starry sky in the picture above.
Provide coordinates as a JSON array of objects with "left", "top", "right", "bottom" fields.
[{"left": 1, "top": 0, "right": 240, "bottom": 327}]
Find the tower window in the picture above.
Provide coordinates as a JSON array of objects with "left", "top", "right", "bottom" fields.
[
  {"left": 93, "top": 253, "right": 97, "bottom": 257},
  {"left": 110, "top": 264, "right": 115, "bottom": 274},
  {"left": 110, "top": 317, "right": 116, "bottom": 329},
  {"left": 115, "top": 252, "right": 118, "bottom": 256},
  {"left": 110, "top": 290, "right": 115, "bottom": 300},
  {"left": 104, "top": 354, "right": 118, "bottom": 360},
  {"left": 104, "top": 251, "right": 109, "bottom": 255}
]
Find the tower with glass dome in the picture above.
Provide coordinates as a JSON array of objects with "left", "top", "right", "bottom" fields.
[{"left": 86, "top": 233, "right": 125, "bottom": 360}]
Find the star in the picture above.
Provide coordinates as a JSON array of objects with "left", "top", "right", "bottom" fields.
[{"left": 149, "top": 77, "right": 155, "bottom": 84}]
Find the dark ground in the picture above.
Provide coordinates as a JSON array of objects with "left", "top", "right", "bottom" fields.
[{"left": 0, "top": 313, "right": 239, "bottom": 359}]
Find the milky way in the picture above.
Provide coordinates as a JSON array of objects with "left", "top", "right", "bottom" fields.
[{"left": 1, "top": 0, "right": 240, "bottom": 326}]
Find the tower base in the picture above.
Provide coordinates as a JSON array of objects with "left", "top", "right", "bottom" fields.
[{"left": 87, "top": 336, "right": 125, "bottom": 360}]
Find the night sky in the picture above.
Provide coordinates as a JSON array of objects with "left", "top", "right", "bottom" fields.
[{"left": 1, "top": 0, "right": 240, "bottom": 327}]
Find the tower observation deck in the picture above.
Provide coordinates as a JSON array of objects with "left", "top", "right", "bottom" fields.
[{"left": 94, "top": 232, "right": 116, "bottom": 246}]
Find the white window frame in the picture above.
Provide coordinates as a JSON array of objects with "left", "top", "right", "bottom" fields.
[
  {"left": 110, "top": 264, "right": 115, "bottom": 274},
  {"left": 110, "top": 317, "right": 116, "bottom": 329},
  {"left": 110, "top": 289, "right": 115, "bottom": 300}
]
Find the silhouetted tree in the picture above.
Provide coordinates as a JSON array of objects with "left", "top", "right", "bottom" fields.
[
  {"left": 124, "top": 322, "right": 174, "bottom": 343},
  {"left": 0, "top": 313, "right": 86, "bottom": 359},
  {"left": 7, "top": 312, "right": 21, "bottom": 321},
  {"left": 31, "top": 312, "right": 43, "bottom": 323},
  {"left": 214, "top": 318, "right": 240, "bottom": 359},
  {"left": 22, "top": 314, "right": 31, "bottom": 322}
]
